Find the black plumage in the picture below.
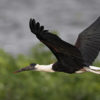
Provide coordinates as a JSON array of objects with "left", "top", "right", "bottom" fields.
[
  {"left": 75, "top": 17, "right": 100, "bottom": 66},
  {"left": 29, "top": 17, "right": 100, "bottom": 73},
  {"left": 29, "top": 19, "right": 85, "bottom": 73},
  {"left": 15, "top": 17, "right": 100, "bottom": 74}
]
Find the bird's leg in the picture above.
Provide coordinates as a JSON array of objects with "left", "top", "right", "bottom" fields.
[
  {"left": 76, "top": 66, "right": 100, "bottom": 74},
  {"left": 89, "top": 66, "right": 100, "bottom": 71},
  {"left": 84, "top": 67, "right": 100, "bottom": 74}
]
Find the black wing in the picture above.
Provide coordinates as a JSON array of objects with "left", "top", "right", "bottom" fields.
[
  {"left": 75, "top": 17, "right": 100, "bottom": 66},
  {"left": 29, "top": 19, "right": 83, "bottom": 64}
]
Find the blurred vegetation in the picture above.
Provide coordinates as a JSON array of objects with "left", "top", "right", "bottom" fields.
[{"left": 0, "top": 43, "right": 100, "bottom": 100}]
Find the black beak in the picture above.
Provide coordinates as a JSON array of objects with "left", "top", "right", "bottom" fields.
[{"left": 14, "top": 63, "right": 36, "bottom": 73}]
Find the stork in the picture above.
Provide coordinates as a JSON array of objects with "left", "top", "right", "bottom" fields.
[{"left": 15, "top": 17, "right": 100, "bottom": 74}]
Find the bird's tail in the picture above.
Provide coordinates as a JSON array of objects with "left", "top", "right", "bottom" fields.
[{"left": 84, "top": 66, "right": 100, "bottom": 74}]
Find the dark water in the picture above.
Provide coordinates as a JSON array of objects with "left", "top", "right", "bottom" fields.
[{"left": 0, "top": 0, "right": 100, "bottom": 55}]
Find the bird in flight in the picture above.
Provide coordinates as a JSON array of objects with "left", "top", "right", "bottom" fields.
[{"left": 15, "top": 17, "right": 100, "bottom": 74}]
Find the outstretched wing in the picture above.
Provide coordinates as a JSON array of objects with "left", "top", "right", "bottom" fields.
[
  {"left": 75, "top": 17, "right": 100, "bottom": 66},
  {"left": 29, "top": 19, "right": 83, "bottom": 63}
]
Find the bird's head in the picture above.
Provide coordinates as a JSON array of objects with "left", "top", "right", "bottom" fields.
[
  {"left": 14, "top": 63, "right": 36, "bottom": 73},
  {"left": 14, "top": 63, "right": 55, "bottom": 73}
]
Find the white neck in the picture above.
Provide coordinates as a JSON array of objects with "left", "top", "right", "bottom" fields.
[{"left": 35, "top": 64, "right": 55, "bottom": 72}]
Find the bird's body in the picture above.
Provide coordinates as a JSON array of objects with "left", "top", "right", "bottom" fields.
[{"left": 15, "top": 17, "right": 100, "bottom": 74}]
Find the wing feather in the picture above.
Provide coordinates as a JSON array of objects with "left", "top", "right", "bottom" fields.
[
  {"left": 29, "top": 18, "right": 83, "bottom": 63},
  {"left": 75, "top": 17, "right": 100, "bottom": 66}
]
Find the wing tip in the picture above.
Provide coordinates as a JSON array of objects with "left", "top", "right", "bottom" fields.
[{"left": 29, "top": 18, "right": 46, "bottom": 34}]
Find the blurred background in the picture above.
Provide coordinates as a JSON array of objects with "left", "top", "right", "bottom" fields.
[
  {"left": 0, "top": 0, "right": 100, "bottom": 100},
  {"left": 0, "top": 0, "right": 100, "bottom": 54}
]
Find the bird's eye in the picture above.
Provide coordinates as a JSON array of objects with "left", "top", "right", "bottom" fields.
[{"left": 30, "top": 63, "right": 36, "bottom": 67}]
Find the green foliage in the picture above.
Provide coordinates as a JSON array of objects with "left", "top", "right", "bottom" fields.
[{"left": 0, "top": 44, "right": 100, "bottom": 100}]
